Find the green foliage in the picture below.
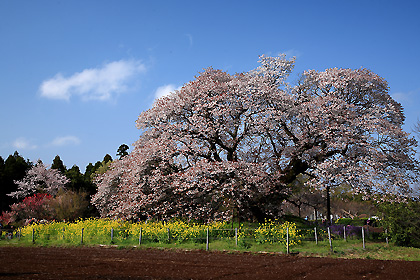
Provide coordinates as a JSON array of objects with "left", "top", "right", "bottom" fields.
[
  {"left": 93, "top": 161, "right": 112, "bottom": 177},
  {"left": 335, "top": 218, "right": 368, "bottom": 226},
  {"left": 65, "top": 165, "right": 96, "bottom": 196},
  {"left": 379, "top": 200, "right": 420, "bottom": 248},
  {"left": 280, "top": 214, "right": 312, "bottom": 228}
]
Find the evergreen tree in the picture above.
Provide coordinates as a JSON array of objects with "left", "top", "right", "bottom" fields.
[
  {"left": 116, "top": 144, "right": 129, "bottom": 159},
  {"left": 51, "top": 155, "right": 66, "bottom": 173},
  {"left": 65, "top": 165, "right": 85, "bottom": 192},
  {"left": 84, "top": 163, "right": 95, "bottom": 180},
  {"left": 66, "top": 165, "right": 97, "bottom": 195},
  {"left": 0, "top": 152, "right": 32, "bottom": 212},
  {"left": 103, "top": 154, "right": 113, "bottom": 163}
]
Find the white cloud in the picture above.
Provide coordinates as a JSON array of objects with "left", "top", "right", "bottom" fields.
[
  {"left": 154, "top": 84, "right": 180, "bottom": 100},
  {"left": 13, "top": 137, "right": 37, "bottom": 150},
  {"left": 51, "top": 136, "right": 81, "bottom": 146},
  {"left": 39, "top": 59, "right": 146, "bottom": 101}
]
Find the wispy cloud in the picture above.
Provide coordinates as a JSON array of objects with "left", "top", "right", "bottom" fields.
[
  {"left": 13, "top": 137, "right": 37, "bottom": 150},
  {"left": 51, "top": 136, "right": 81, "bottom": 147},
  {"left": 185, "top": 33, "right": 193, "bottom": 48},
  {"left": 39, "top": 59, "right": 146, "bottom": 101},
  {"left": 154, "top": 84, "right": 180, "bottom": 100}
]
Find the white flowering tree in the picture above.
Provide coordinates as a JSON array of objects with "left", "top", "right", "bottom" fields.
[
  {"left": 92, "top": 55, "right": 418, "bottom": 221},
  {"left": 9, "top": 160, "right": 69, "bottom": 199}
]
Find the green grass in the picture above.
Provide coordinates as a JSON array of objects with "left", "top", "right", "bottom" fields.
[{"left": 2, "top": 232, "right": 420, "bottom": 261}]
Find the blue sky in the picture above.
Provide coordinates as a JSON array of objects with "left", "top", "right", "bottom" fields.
[{"left": 1, "top": 0, "right": 419, "bottom": 171}]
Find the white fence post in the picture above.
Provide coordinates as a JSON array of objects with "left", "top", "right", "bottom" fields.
[
  {"left": 235, "top": 228, "right": 238, "bottom": 246},
  {"left": 362, "top": 227, "right": 365, "bottom": 249},
  {"left": 206, "top": 228, "right": 209, "bottom": 251},
  {"left": 328, "top": 227, "right": 333, "bottom": 252},
  {"left": 343, "top": 226, "right": 346, "bottom": 242},
  {"left": 314, "top": 227, "right": 318, "bottom": 245},
  {"left": 286, "top": 227, "right": 289, "bottom": 254}
]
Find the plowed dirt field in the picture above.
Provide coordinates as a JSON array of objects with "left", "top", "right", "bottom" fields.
[{"left": 1, "top": 246, "right": 419, "bottom": 279}]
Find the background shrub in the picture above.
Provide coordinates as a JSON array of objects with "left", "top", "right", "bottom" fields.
[{"left": 379, "top": 200, "right": 420, "bottom": 248}]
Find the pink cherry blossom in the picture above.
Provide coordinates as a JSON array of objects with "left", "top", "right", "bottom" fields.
[
  {"left": 92, "top": 55, "right": 418, "bottom": 221},
  {"left": 9, "top": 160, "right": 69, "bottom": 199}
]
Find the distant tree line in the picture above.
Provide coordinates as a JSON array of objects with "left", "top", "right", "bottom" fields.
[{"left": 0, "top": 144, "right": 129, "bottom": 225}]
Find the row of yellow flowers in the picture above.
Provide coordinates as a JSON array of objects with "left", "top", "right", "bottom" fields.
[{"left": 19, "top": 218, "right": 302, "bottom": 247}]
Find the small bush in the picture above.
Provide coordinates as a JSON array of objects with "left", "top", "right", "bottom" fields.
[{"left": 379, "top": 200, "right": 420, "bottom": 248}]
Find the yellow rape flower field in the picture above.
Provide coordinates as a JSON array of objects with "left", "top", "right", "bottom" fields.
[
  {"left": 10, "top": 218, "right": 301, "bottom": 253},
  {"left": 3, "top": 218, "right": 420, "bottom": 261}
]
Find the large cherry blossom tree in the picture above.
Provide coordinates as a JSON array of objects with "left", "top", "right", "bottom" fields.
[
  {"left": 92, "top": 55, "right": 418, "bottom": 221},
  {"left": 8, "top": 160, "right": 69, "bottom": 199}
]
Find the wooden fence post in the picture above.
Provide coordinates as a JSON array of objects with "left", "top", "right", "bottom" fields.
[
  {"left": 328, "top": 227, "right": 333, "bottom": 252},
  {"left": 32, "top": 228, "right": 35, "bottom": 244},
  {"left": 314, "top": 227, "right": 318, "bottom": 245},
  {"left": 111, "top": 228, "right": 114, "bottom": 242},
  {"left": 81, "top": 228, "right": 84, "bottom": 245},
  {"left": 235, "top": 228, "right": 238, "bottom": 246},
  {"left": 286, "top": 227, "right": 289, "bottom": 254},
  {"left": 167, "top": 228, "right": 170, "bottom": 243}
]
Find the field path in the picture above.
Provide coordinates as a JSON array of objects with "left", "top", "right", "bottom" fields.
[{"left": 1, "top": 246, "right": 419, "bottom": 279}]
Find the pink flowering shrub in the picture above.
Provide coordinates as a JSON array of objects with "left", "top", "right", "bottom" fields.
[{"left": 0, "top": 193, "right": 54, "bottom": 226}]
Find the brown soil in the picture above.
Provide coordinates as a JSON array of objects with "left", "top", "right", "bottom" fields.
[{"left": 0, "top": 246, "right": 419, "bottom": 280}]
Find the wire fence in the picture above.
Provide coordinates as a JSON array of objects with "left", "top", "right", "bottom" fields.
[{"left": 1, "top": 224, "right": 389, "bottom": 253}]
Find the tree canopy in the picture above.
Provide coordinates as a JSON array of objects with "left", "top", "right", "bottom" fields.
[
  {"left": 8, "top": 160, "right": 69, "bottom": 199},
  {"left": 51, "top": 155, "right": 66, "bottom": 173},
  {"left": 92, "top": 55, "right": 418, "bottom": 221}
]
